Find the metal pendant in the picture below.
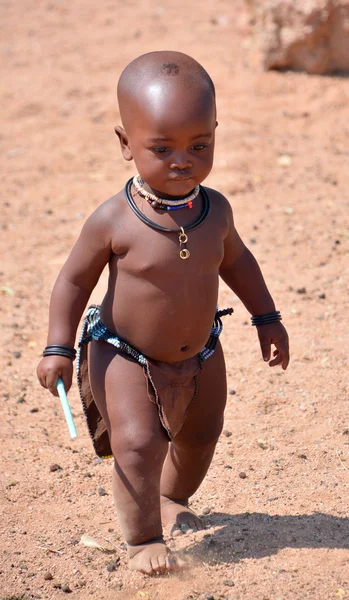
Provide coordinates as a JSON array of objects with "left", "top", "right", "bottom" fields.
[
  {"left": 180, "top": 248, "right": 190, "bottom": 259},
  {"left": 179, "top": 227, "right": 190, "bottom": 259}
]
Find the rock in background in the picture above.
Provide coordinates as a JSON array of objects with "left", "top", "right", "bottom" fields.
[{"left": 244, "top": 0, "right": 349, "bottom": 74}]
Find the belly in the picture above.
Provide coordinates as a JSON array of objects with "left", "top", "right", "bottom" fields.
[{"left": 100, "top": 274, "right": 220, "bottom": 362}]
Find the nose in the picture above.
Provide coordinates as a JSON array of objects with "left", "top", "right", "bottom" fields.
[{"left": 169, "top": 152, "right": 192, "bottom": 170}]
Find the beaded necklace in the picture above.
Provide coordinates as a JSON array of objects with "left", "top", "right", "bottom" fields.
[
  {"left": 133, "top": 174, "right": 199, "bottom": 210},
  {"left": 124, "top": 177, "right": 210, "bottom": 260}
]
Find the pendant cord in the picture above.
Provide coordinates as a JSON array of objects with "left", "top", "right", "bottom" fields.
[{"left": 124, "top": 177, "right": 210, "bottom": 234}]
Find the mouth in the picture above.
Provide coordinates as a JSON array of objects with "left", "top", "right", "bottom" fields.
[{"left": 168, "top": 175, "right": 193, "bottom": 182}]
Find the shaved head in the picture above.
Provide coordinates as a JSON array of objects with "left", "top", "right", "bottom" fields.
[
  {"left": 115, "top": 52, "right": 217, "bottom": 195},
  {"left": 117, "top": 51, "right": 215, "bottom": 130}
]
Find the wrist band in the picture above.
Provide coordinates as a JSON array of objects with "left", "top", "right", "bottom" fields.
[
  {"left": 43, "top": 345, "right": 77, "bottom": 360},
  {"left": 251, "top": 311, "right": 282, "bottom": 326}
]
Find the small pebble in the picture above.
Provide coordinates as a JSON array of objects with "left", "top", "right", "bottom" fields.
[
  {"left": 17, "top": 397, "right": 26, "bottom": 404},
  {"left": 318, "top": 292, "right": 326, "bottom": 299},
  {"left": 98, "top": 487, "right": 108, "bottom": 496},
  {"left": 202, "top": 506, "right": 211, "bottom": 515},
  {"left": 44, "top": 572, "right": 53, "bottom": 580},
  {"left": 206, "top": 596, "right": 215, "bottom": 600},
  {"left": 29, "top": 407, "right": 39, "bottom": 413},
  {"left": 106, "top": 560, "right": 118, "bottom": 572},
  {"left": 239, "top": 472, "right": 247, "bottom": 479},
  {"left": 224, "top": 464, "right": 232, "bottom": 469},
  {"left": 229, "top": 389, "right": 236, "bottom": 395},
  {"left": 224, "top": 579, "right": 235, "bottom": 587},
  {"left": 278, "top": 154, "right": 292, "bottom": 167},
  {"left": 53, "top": 583, "right": 61, "bottom": 589},
  {"left": 70, "top": 538, "right": 79, "bottom": 545},
  {"left": 298, "top": 454, "right": 307, "bottom": 460},
  {"left": 257, "top": 439, "right": 268, "bottom": 449},
  {"left": 296, "top": 287, "right": 306, "bottom": 294},
  {"left": 13, "top": 351, "right": 21, "bottom": 359},
  {"left": 222, "top": 430, "right": 232, "bottom": 437},
  {"left": 50, "top": 463, "right": 62, "bottom": 472},
  {"left": 61, "top": 584, "right": 72, "bottom": 593}
]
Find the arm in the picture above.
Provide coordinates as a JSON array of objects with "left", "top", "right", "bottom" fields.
[
  {"left": 37, "top": 206, "right": 113, "bottom": 395},
  {"left": 219, "top": 206, "right": 289, "bottom": 370}
]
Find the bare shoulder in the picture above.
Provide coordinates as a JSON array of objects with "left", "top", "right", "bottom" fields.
[
  {"left": 86, "top": 189, "right": 126, "bottom": 229},
  {"left": 80, "top": 189, "right": 127, "bottom": 248},
  {"left": 202, "top": 185, "right": 233, "bottom": 224}
]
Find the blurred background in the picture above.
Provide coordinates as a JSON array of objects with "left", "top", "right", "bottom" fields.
[{"left": 1, "top": 1, "right": 349, "bottom": 598}]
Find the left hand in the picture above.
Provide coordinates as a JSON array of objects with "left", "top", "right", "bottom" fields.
[{"left": 256, "top": 322, "right": 290, "bottom": 370}]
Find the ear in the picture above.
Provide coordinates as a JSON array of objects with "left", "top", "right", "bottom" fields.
[
  {"left": 114, "top": 125, "right": 133, "bottom": 161},
  {"left": 215, "top": 120, "right": 219, "bottom": 128}
]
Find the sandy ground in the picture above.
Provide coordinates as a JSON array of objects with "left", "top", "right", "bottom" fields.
[{"left": 1, "top": 1, "right": 349, "bottom": 599}]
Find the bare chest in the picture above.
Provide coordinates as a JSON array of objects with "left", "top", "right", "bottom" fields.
[{"left": 111, "top": 212, "right": 225, "bottom": 281}]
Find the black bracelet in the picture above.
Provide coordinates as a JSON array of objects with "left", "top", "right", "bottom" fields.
[
  {"left": 43, "top": 344, "right": 77, "bottom": 360},
  {"left": 251, "top": 311, "right": 282, "bottom": 326}
]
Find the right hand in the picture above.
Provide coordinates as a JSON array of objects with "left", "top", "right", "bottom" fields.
[{"left": 37, "top": 356, "right": 74, "bottom": 397}]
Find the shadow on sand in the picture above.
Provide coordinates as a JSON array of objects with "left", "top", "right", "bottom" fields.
[{"left": 185, "top": 511, "right": 349, "bottom": 564}]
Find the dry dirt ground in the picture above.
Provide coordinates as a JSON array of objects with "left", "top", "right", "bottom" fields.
[{"left": 1, "top": 1, "right": 349, "bottom": 599}]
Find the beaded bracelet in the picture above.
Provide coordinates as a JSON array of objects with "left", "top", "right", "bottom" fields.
[
  {"left": 43, "top": 344, "right": 77, "bottom": 360},
  {"left": 251, "top": 311, "right": 282, "bottom": 326}
]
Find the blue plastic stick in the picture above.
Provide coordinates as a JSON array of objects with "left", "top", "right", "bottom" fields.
[{"left": 56, "top": 377, "right": 77, "bottom": 440}]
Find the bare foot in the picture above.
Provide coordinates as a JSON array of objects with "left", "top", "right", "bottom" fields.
[
  {"left": 160, "top": 495, "right": 204, "bottom": 537},
  {"left": 128, "top": 538, "right": 186, "bottom": 575}
]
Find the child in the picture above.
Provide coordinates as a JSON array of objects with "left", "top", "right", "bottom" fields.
[{"left": 37, "top": 51, "right": 289, "bottom": 576}]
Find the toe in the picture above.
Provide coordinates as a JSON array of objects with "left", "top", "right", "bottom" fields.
[
  {"left": 150, "top": 557, "right": 161, "bottom": 574},
  {"left": 193, "top": 517, "right": 203, "bottom": 530},
  {"left": 171, "top": 524, "right": 183, "bottom": 537},
  {"left": 140, "top": 560, "right": 154, "bottom": 576},
  {"left": 166, "top": 554, "right": 179, "bottom": 571},
  {"left": 156, "top": 553, "right": 167, "bottom": 573}
]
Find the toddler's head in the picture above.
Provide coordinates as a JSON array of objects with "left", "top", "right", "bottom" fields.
[{"left": 115, "top": 51, "right": 217, "bottom": 197}]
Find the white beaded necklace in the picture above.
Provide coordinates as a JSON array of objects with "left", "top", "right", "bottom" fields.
[{"left": 133, "top": 174, "right": 200, "bottom": 210}]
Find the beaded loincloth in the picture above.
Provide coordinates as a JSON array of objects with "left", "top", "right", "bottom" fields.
[{"left": 76, "top": 305, "right": 233, "bottom": 458}]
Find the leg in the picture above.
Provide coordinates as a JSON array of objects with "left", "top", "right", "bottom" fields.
[
  {"left": 160, "top": 341, "right": 227, "bottom": 535},
  {"left": 89, "top": 341, "right": 185, "bottom": 575}
]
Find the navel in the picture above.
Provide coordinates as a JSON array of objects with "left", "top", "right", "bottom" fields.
[{"left": 180, "top": 345, "right": 189, "bottom": 352}]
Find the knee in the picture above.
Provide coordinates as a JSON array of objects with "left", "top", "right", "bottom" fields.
[
  {"left": 177, "top": 418, "right": 224, "bottom": 449},
  {"left": 110, "top": 427, "right": 168, "bottom": 466}
]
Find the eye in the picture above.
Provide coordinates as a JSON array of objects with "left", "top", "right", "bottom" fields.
[
  {"left": 151, "top": 147, "right": 169, "bottom": 154},
  {"left": 192, "top": 144, "right": 207, "bottom": 151}
]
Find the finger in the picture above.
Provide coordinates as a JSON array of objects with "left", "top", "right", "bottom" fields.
[
  {"left": 37, "top": 363, "right": 48, "bottom": 389},
  {"left": 271, "top": 343, "right": 290, "bottom": 370},
  {"left": 259, "top": 340, "right": 271, "bottom": 362},
  {"left": 46, "top": 373, "right": 60, "bottom": 397},
  {"left": 48, "top": 384, "right": 59, "bottom": 397},
  {"left": 37, "top": 374, "right": 47, "bottom": 389},
  {"left": 269, "top": 352, "right": 282, "bottom": 367},
  {"left": 276, "top": 340, "right": 290, "bottom": 370}
]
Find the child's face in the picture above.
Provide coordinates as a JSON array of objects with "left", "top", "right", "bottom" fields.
[{"left": 118, "top": 85, "right": 217, "bottom": 198}]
